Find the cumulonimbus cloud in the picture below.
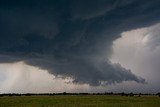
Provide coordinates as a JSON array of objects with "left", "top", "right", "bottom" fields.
[{"left": 0, "top": 0, "right": 160, "bottom": 85}]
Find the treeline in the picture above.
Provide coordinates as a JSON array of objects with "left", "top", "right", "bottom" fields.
[{"left": 0, "top": 92, "right": 160, "bottom": 97}]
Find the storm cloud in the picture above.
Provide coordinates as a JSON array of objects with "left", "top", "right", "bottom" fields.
[{"left": 0, "top": 0, "right": 160, "bottom": 86}]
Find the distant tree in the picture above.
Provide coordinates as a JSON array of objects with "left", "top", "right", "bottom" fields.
[
  {"left": 121, "top": 92, "right": 125, "bottom": 96},
  {"left": 129, "top": 92, "right": 134, "bottom": 97},
  {"left": 63, "top": 92, "right": 67, "bottom": 95},
  {"left": 138, "top": 93, "right": 141, "bottom": 97},
  {"left": 157, "top": 93, "right": 160, "bottom": 97},
  {"left": 110, "top": 92, "right": 113, "bottom": 95}
]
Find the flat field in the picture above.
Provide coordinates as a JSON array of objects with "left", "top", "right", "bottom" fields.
[{"left": 0, "top": 95, "right": 159, "bottom": 107}]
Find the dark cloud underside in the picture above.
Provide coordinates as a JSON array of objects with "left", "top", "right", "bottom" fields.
[{"left": 0, "top": 0, "right": 160, "bottom": 85}]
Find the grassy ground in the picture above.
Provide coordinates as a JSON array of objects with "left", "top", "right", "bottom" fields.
[{"left": 0, "top": 95, "right": 159, "bottom": 107}]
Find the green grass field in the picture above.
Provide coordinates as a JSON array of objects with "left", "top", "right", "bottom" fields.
[{"left": 0, "top": 95, "right": 159, "bottom": 107}]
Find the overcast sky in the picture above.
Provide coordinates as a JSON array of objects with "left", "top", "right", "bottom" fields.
[{"left": 0, "top": 0, "right": 160, "bottom": 93}]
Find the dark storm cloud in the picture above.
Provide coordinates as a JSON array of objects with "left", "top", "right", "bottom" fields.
[{"left": 0, "top": 0, "right": 160, "bottom": 85}]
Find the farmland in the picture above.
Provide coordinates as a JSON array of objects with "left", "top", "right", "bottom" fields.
[{"left": 0, "top": 95, "right": 159, "bottom": 107}]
